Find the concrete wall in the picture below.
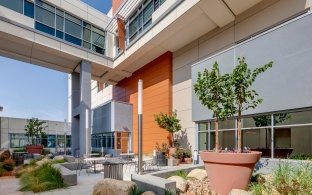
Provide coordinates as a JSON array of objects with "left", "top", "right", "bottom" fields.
[
  {"left": 91, "top": 81, "right": 113, "bottom": 109},
  {"left": 172, "top": 0, "right": 311, "bottom": 150}
]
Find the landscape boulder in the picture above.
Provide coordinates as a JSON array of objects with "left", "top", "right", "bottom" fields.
[
  {"left": 229, "top": 189, "right": 253, "bottom": 195},
  {"left": 187, "top": 169, "right": 208, "bottom": 181},
  {"left": 141, "top": 191, "right": 157, "bottom": 195},
  {"left": 167, "top": 176, "right": 188, "bottom": 193},
  {"left": 93, "top": 178, "right": 136, "bottom": 195},
  {"left": 53, "top": 155, "right": 65, "bottom": 161}
]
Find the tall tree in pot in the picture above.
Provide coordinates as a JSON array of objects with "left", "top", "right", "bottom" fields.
[
  {"left": 194, "top": 62, "right": 234, "bottom": 151},
  {"left": 25, "top": 118, "right": 47, "bottom": 154},
  {"left": 154, "top": 111, "right": 181, "bottom": 157},
  {"left": 232, "top": 57, "right": 273, "bottom": 152}
]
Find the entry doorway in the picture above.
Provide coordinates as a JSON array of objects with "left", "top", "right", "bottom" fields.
[{"left": 115, "top": 131, "right": 130, "bottom": 153}]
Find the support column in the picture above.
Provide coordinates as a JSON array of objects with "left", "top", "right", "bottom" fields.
[{"left": 71, "top": 60, "right": 92, "bottom": 157}]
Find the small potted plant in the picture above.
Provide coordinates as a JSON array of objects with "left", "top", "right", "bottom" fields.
[
  {"left": 25, "top": 118, "right": 47, "bottom": 154},
  {"left": 170, "top": 148, "right": 184, "bottom": 166},
  {"left": 154, "top": 111, "right": 181, "bottom": 158},
  {"left": 183, "top": 148, "right": 192, "bottom": 164}
]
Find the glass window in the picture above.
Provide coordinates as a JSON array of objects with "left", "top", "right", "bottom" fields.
[
  {"left": 36, "top": 0, "right": 55, "bottom": 12},
  {"left": 198, "top": 132, "right": 209, "bottom": 151},
  {"left": 129, "top": 17, "right": 138, "bottom": 38},
  {"left": 56, "top": 15, "right": 64, "bottom": 31},
  {"left": 48, "top": 135, "right": 56, "bottom": 148},
  {"left": 92, "top": 32, "right": 105, "bottom": 47},
  {"left": 83, "top": 41, "right": 91, "bottom": 49},
  {"left": 0, "top": 0, "right": 23, "bottom": 13},
  {"left": 143, "top": 1, "right": 153, "bottom": 24},
  {"left": 92, "top": 45, "right": 104, "bottom": 55},
  {"left": 56, "top": 8, "right": 63, "bottom": 16},
  {"left": 35, "top": 22, "right": 55, "bottom": 36},
  {"left": 65, "top": 34, "right": 81, "bottom": 46},
  {"left": 36, "top": 5, "right": 55, "bottom": 27},
  {"left": 10, "top": 134, "right": 29, "bottom": 148},
  {"left": 65, "top": 19, "right": 82, "bottom": 38},
  {"left": 66, "top": 135, "right": 71, "bottom": 147},
  {"left": 56, "top": 30, "right": 63, "bottom": 39},
  {"left": 83, "top": 28, "right": 91, "bottom": 42},
  {"left": 24, "top": 0, "right": 34, "bottom": 18},
  {"left": 83, "top": 21, "right": 91, "bottom": 29},
  {"left": 274, "top": 110, "right": 312, "bottom": 126},
  {"left": 65, "top": 13, "right": 81, "bottom": 25}
]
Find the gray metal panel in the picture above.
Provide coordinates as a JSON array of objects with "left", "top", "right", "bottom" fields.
[
  {"left": 192, "top": 49, "right": 235, "bottom": 121},
  {"left": 92, "top": 102, "right": 111, "bottom": 133},
  {"left": 192, "top": 13, "right": 312, "bottom": 121},
  {"left": 113, "top": 101, "right": 133, "bottom": 132}
]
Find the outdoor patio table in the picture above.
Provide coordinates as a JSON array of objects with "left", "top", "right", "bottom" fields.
[{"left": 84, "top": 157, "right": 107, "bottom": 172}]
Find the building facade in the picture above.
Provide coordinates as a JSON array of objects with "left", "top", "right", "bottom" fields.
[
  {"left": 0, "top": 117, "right": 71, "bottom": 153},
  {"left": 1, "top": 0, "right": 312, "bottom": 157}
]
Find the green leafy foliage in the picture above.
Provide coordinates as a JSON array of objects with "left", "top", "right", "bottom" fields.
[
  {"left": 169, "top": 169, "right": 189, "bottom": 180},
  {"left": 20, "top": 163, "right": 65, "bottom": 192},
  {"left": 194, "top": 62, "right": 235, "bottom": 151},
  {"left": 25, "top": 118, "right": 47, "bottom": 145},
  {"left": 154, "top": 111, "right": 181, "bottom": 147},
  {"left": 130, "top": 186, "right": 145, "bottom": 195},
  {"left": 13, "top": 148, "right": 27, "bottom": 153},
  {"left": 2, "top": 158, "right": 15, "bottom": 171},
  {"left": 232, "top": 57, "right": 273, "bottom": 151},
  {"left": 155, "top": 142, "right": 169, "bottom": 153}
]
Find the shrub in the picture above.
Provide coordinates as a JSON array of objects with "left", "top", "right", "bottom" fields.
[
  {"left": 183, "top": 148, "right": 192, "bottom": 158},
  {"left": 172, "top": 148, "right": 184, "bottom": 159},
  {"left": 155, "top": 142, "right": 169, "bottom": 154},
  {"left": 130, "top": 186, "right": 144, "bottom": 195},
  {"left": 20, "top": 163, "right": 65, "bottom": 192},
  {"left": 170, "top": 170, "right": 189, "bottom": 180},
  {"left": 41, "top": 149, "right": 50, "bottom": 155},
  {"left": 2, "top": 158, "right": 15, "bottom": 171},
  {"left": 290, "top": 153, "right": 312, "bottom": 160},
  {"left": 0, "top": 164, "right": 5, "bottom": 176},
  {"left": 250, "top": 162, "right": 312, "bottom": 194},
  {"left": 13, "top": 148, "right": 27, "bottom": 153},
  {"left": 0, "top": 150, "right": 11, "bottom": 162}
]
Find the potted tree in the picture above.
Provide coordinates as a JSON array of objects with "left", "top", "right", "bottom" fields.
[
  {"left": 25, "top": 118, "right": 47, "bottom": 154},
  {"left": 195, "top": 58, "right": 273, "bottom": 195},
  {"left": 154, "top": 111, "right": 181, "bottom": 158}
]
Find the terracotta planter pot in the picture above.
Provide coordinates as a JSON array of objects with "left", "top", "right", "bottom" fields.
[
  {"left": 26, "top": 145, "right": 44, "bottom": 154},
  {"left": 184, "top": 157, "right": 193, "bottom": 164},
  {"left": 168, "top": 147, "right": 176, "bottom": 159},
  {"left": 200, "top": 151, "right": 262, "bottom": 195}
]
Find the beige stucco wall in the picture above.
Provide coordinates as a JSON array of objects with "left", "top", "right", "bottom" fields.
[{"left": 172, "top": 0, "right": 311, "bottom": 150}]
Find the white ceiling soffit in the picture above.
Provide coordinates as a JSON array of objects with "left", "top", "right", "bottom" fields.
[
  {"left": 223, "top": 0, "right": 262, "bottom": 16},
  {"left": 197, "top": 0, "right": 235, "bottom": 28}
]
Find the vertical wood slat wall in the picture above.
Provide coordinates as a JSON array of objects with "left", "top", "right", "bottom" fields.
[{"left": 113, "top": 52, "right": 173, "bottom": 154}]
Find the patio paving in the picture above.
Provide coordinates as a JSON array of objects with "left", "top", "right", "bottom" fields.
[{"left": 0, "top": 160, "right": 194, "bottom": 195}]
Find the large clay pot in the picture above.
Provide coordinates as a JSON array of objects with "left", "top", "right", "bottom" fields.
[
  {"left": 200, "top": 151, "right": 262, "bottom": 195},
  {"left": 26, "top": 145, "right": 44, "bottom": 154}
]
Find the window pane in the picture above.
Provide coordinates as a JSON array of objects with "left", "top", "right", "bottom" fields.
[
  {"left": 143, "top": 1, "right": 153, "bottom": 24},
  {"left": 0, "top": 0, "right": 23, "bottom": 13},
  {"left": 274, "top": 110, "right": 312, "bottom": 126},
  {"left": 129, "top": 17, "right": 138, "bottom": 37},
  {"left": 92, "top": 45, "right": 104, "bottom": 55},
  {"left": 36, "top": 6, "right": 55, "bottom": 27},
  {"left": 35, "top": 21, "right": 55, "bottom": 36},
  {"left": 56, "top": 15, "right": 64, "bottom": 31},
  {"left": 83, "top": 41, "right": 91, "bottom": 49},
  {"left": 36, "top": 0, "right": 54, "bottom": 12},
  {"left": 83, "top": 21, "right": 91, "bottom": 29},
  {"left": 24, "top": 0, "right": 34, "bottom": 18},
  {"left": 56, "top": 8, "right": 63, "bottom": 16},
  {"left": 83, "top": 28, "right": 91, "bottom": 41},
  {"left": 56, "top": 30, "right": 63, "bottom": 39},
  {"left": 48, "top": 135, "right": 56, "bottom": 148},
  {"left": 92, "top": 26, "right": 105, "bottom": 36},
  {"left": 92, "top": 32, "right": 105, "bottom": 47},
  {"left": 198, "top": 132, "right": 208, "bottom": 151},
  {"left": 65, "top": 19, "right": 82, "bottom": 38},
  {"left": 65, "top": 13, "right": 81, "bottom": 25},
  {"left": 65, "top": 33, "right": 81, "bottom": 46}
]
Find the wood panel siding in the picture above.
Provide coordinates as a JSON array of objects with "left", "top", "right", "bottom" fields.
[{"left": 113, "top": 52, "right": 173, "bottom": 154}]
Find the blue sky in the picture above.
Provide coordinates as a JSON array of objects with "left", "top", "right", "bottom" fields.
[{"left": 0, "top": 1, "right": 112, "bottom": 121}]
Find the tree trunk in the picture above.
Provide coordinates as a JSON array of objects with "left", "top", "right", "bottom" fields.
[
  {"left": 237, "top": 111, "right": 242, "bottom": 153},
  {"left": 215, "top": 118, "right": 219, "bottom": 151}
]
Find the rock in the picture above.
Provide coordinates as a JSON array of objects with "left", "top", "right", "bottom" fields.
[
  {"left": 53, "top": 155, "right": 65, "bottom": 161},
  {"left": 262, "top": 173, "right": 274, "bottom": 183},
  {"left": 142, "top": 191, "right": 157, "bottom": 195},
  {"left": 187, "top": 169, "right": 208, "bottom": 181},
  {"left": 35, "top": 158, "right": 51, "bottom": 166},
  {"left": 93, "top": 178, "right": 136, "bottom": 195},
  {"left": 167, "top": 176, "right": 188, "bottom": 193},
  {"left": 186, "top": 177, "right": 210, "bottom": 195},
  {"left": 229, "top": 189, "right": 252, "bottom": 195}
]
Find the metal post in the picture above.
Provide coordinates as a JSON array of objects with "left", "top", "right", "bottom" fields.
[
  {"left": 235, "top": 118, "right": 238, "bottom": 150},
  {"left": 271, "top": 114, "right": 274, "bottom": 159},
  {"left": 207, "top": 122, "right": 211, "bottom": 150},
  {"left": 138, "top": 80, "right": 143, "bottom": 175},
  {"left": 64, "top": 119, "right": 67, "bottom": 155}
]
